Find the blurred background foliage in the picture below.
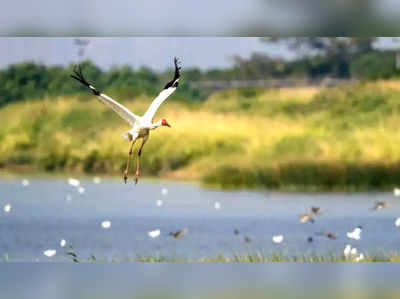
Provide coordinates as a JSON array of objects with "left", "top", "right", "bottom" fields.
[
  {"left": 2, "top": 38, "right": 400, "bottom": 107},
  {"left": 3, "top": 37, "right": 400, "bottom": 191}
]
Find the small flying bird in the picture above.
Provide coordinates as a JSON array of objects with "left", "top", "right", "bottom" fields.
[
  {"left": 372, "top": 201, "right": 389, "bottom": 211},
  {"left": 71, "top": 58, "right": 181, "bottom": 184},
  {"left": 169, "top": 228, "right": 188, "bottom": 239},
  {"left": 299, "top": 213, "right": 315, "bottom": 224},
  {"left": 310, "top": 206, "right": 322, "bottom": 215},
  {"left": 316, "top": 232, "right": 337, "bottom": 240},
  {"left": 347, "top": 226, "right": 362, "bottom": 240}
]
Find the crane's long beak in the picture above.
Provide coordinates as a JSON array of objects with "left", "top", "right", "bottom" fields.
[{"left": 165, "top": 121, "right": 171, "bottom": 128}]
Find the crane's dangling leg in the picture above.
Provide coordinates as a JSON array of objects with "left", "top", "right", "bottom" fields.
[
  {"left": 123, "top": 139, "right": 136, "bottom": 184},
  {"left": 134, "top": 135, "right": 148, "bottom": 185}
]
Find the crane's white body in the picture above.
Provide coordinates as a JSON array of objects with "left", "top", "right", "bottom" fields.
[{"left": 94, "top": 86, "right": 177, "bottom": 142}]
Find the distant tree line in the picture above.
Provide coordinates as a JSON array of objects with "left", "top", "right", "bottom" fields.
[
  {"left": 1, "top": 37, "right": 400, "bottom": 106},
  {"left": 0, "top": 60, "right": 207, "bottom": 106}
]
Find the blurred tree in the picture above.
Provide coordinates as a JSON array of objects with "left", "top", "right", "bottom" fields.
[{"left": 263, "top": 38, "right": 377, "bottom": 78}]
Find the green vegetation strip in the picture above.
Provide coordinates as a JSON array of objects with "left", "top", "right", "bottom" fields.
[{"left": 3, "top": 81, "right": 400, "bottom": 191}]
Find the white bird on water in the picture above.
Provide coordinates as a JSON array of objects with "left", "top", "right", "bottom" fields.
[
  {"left": 272, "top": 235, "right": 284, "bottom": 243},
  {"left": 347, "top": 227, "right": 362, "bottom": 240},
  {"left": 68, "top": 178, "right": 80, "bottom": 187},
  {"left": 71, "top": 58, "right": 181, "bottom": 184},
  {"left": 395, "top": 217, "right": 400, "bottom": 227},
  {"left": 3, "top": 204, "right": 11, "bottom": 213},
  {"left": 394, "top": 188, "right": 400, "bottom": 197},
  {"left": 43, "top": 249, "right": 56, "bottom": 257},
  {"left": 161, "top": 188, "right": 168, "bottom": 196},
  {"left": 21, "top": 179, "right": 30, "bottom": 187},
  {"left": 101, "top": 220, "right": 111, "bottom": 229},
  {"left": 148, "top": 229, "right": 161, "bottom": 238}
]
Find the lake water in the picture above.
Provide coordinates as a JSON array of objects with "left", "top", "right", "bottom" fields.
[{"left": 1, "top": 178, "right": 400, "bottom": 261}]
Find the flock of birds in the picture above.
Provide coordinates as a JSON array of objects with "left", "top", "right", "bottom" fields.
[
  {"left": 3, "top": 177, "right": 400, "bottom": 261},
  {"left": 5, "top": 177, "right": 218, "bottom": 259}
]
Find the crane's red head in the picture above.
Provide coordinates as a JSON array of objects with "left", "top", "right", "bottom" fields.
[{"left": 161, "top": 119, "right": 171, "bottom": 128}]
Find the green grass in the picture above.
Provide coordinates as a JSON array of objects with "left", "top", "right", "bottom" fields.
[
  {"left": 3, "top": 80, "right": 400, "bottom": 191},
  {"left": 58, "top": 251, "right": 400, "bottom": 263}
]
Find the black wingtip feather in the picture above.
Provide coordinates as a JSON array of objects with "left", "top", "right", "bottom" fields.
[
  {"left": 164, "top": 57, "right": 182, "bottom": 89},
  {"left": 71, "top": 64, "right": 100, "bottom": 96}
]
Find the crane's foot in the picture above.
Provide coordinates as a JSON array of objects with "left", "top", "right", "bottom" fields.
[
  {"left": 134, "top": 171, "right": 139, "bottom": 185},
  {"left": 123, "top": 170, "right": 128, "bottom": 184}
]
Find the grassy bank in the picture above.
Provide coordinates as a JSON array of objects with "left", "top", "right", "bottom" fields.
[
  {"left": 2, "top": 80, "right": 400, "bottom": 191},
  {"left": 55, "top": 251, "right": 400, "bottom": 263}
]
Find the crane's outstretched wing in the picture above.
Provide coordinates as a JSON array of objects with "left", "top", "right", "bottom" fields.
[
  {"left": 142, "top": 57, "right": 181, "bottom": 122},
  {"left": 71, "top": 65, "right": 139, "bottom": 126}
]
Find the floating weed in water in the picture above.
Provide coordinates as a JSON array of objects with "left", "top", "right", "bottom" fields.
[
  {"left": 101, "top": 221, "right": 111, "bottom": 229},
  {"left": 60, "top": 239, "right": 67, "bottom": 247},
  {"left": 3, "top": 204, "right": 11, "bottom": 213},
  {"left": 21, "top": 179, "right": 30, "bottom": 187},
  {"left": 148, "top": 229, "right": 161, "bottom": 238},
  {"left": 395, "top": 217, "right": 400, "bottom": 227},
  {"left": 93, "top": 177, "right": 101, "bottom": 184},
  {"left": 68, "top": 178, "right": 80, "bottom": 187},
  {"left": 78, "top": 186, "right": 85, "bottom": 194},
  {"left": 272, "top": 235, "right": 284, "bottom": 244},
  {"left": 347, "top": 227, "right": 362, "bottom": 240},
  {"left": 43, "top": 249, "right": 56, "bottom": 257},
  {"left": 161, "top": 188, "right": 168, "bottom": 196},
  {"left": 214, "top": 201, "right": 221, "bottom": 210},
  {"left": 156, "top": 199, "right": 163, "bottom": 207}
]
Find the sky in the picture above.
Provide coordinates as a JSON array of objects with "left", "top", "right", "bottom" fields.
[{"left": 0, "top": 38, "right": 293, "bottom": 71}]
